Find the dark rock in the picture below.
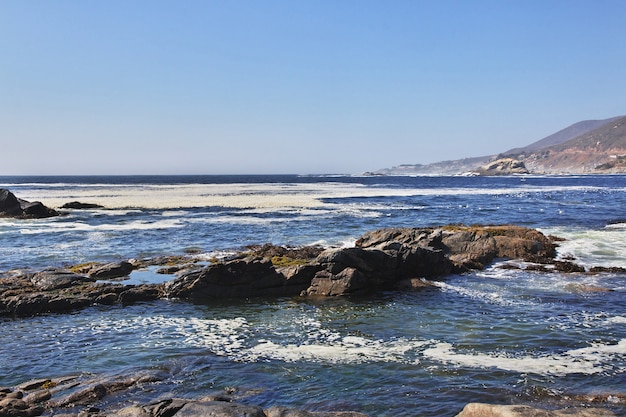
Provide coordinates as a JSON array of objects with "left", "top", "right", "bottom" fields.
[
  {"left": 118, "top": 285, "right": 162, "bottom": 304},
  {"left": 31, "top": 270, "right": 95, "bottom": 291},
  {"left": 554, "top": 261, "right": 586, "bottom": 273},
  {"left": 0, "top": 189, "right": 58, "bottom": 219},
  {"left": 306, "top": 267, "right": 369, "bottom": 296},
  {"left": 438, "top": 225, "right": 557, "bottom": 269},
  {"left": 87, "top": 262, "right": 134, "bottom": 280},
  {"left": 60, "top": 201, "right": 104, "bottom": 209},
  {"left": 5, "top": 293, "right": 92, "bottom": 317},
  {"left": 0, "top": 188, "right": 22, "bottom": 216},
  {"left": 95, "top": 293, "right": 119, "bottom": 305},
  {"left": 165, "top": 258, "right": 302, "bottom": 300}
]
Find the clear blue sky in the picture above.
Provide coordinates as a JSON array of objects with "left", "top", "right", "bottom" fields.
[{"left": 2, "top": 0, "right": 625, "bottom": 175}]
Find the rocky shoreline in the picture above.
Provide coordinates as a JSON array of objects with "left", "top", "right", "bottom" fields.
[
  {"left": 0, "top": 371, "right": 620, "bottom": 417},
  {"left": 2, "top": 188, "right": 624, "bottom": 416},
  {"left": 1, "top": 223, "right": 586, "bottom": 318}
]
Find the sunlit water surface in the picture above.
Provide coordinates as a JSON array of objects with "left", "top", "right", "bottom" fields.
[{"left": 1, "top": 175, "right": 625, "bottom": 416}]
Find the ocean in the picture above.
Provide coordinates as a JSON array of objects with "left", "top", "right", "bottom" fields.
[{"left": 1, "top": 174, "right": 625, "bottom": 416}]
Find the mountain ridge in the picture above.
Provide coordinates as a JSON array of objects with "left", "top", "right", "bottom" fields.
[{"left": 373, "top": 115, "right": 626, "bottom": 175}]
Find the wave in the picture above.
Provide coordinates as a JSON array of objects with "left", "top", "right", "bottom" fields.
[{"left": 542, "top": 225, "right": 626, "bottom": 269}]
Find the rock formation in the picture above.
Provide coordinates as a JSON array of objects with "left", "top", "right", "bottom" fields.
[
  {"left": 0, "top": 188, "right": 59, "bottom": 219},
  {"left": 454, "top": 402, "right": 615, "bottom": 417},
  {"left": 474, "top": 158, "right": 529, "bottom": 176}
]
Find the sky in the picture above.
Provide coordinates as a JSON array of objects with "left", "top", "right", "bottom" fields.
[{"left": 1, "top": 1, "right": 626, "bottom": 175}]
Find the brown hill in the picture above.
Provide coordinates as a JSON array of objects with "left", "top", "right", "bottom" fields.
[
  {"left": 504, "top": 116, "right": 623, "bottom": 155},
  {"left": 373, "top": 115, "right": 626, "bottom": 176},
  {"left": 510, "top": 116, "right": 626, "bottom": 174}
]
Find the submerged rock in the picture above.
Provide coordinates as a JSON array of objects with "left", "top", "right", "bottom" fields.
[{"left": 60, "top": 201, "right": 104, "bottom": 209}]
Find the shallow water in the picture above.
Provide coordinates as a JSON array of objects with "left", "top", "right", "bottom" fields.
[{"left": 1, "top": 175, "right": 626, "bottom": 416}]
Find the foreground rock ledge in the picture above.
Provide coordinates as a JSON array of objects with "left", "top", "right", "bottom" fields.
[
  {"left": 454, "top": 403, "right": 615, "bottom": 417},
  {"left": 0, "top": 374, "right": 619, "bottom": 417}
]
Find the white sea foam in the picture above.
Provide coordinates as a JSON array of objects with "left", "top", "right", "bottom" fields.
[
  {"left": 542, "top": 225, "right": 626, "bottom": 268},
  {"left": 9, "top": 182, "right": 610, "bottom": 210},
  {"left": 423, "top": 339, "right": 626, "bottom": 376},
  {"left": 57, "top": 312, "right": 626, "bottom": 376},
  {"left": 17, "top": 218, "right": 183, "bottom": 234},
  {"left": 243, "top": 337, "right": 426, "bottom": 364}
]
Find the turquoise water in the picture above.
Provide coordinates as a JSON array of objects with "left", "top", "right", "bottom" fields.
[{"left": 1, "top": 175, "right": 625, "bottom": 416}]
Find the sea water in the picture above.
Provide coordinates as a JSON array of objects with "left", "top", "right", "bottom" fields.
[{"left": 0, "top": 175, "right": 625, "bottom": 416}]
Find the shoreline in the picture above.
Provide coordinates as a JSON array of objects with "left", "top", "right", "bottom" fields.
[{"left": 2, "top": 224, "right": 624, "bottom": 417}]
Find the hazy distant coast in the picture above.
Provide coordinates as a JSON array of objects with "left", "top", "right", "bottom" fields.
[{"left": 373, "top": 115, "right": 626, "bottom": 176}]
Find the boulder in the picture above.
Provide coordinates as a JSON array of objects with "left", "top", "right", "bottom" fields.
[
  {"left": 118, "top": 285, "right": 162, "bottom": 304},
  {"left": 474, "top": 158, "right": 530, "bottom": 176},
  {"left": 454, "top": 402, "right": 615, "bottom": 417},
  {"left": 165, "top": 257, "right": 300, "bottom": 300},
  {"left": 0, "top": 188, "right": 59, "bottom": 218},
  {"left": 87, "top": 261, "right": 134, "bottom": 280},
  {"left": 358, "top": 225, "right": 557, "bottom": 271},
  {"left": 0, "top": 188, "right": 22, "bottom": 216}
]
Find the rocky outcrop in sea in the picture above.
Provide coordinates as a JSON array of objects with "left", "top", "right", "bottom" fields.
[
  {"left": 0, "top": 224, "right": 584, "bottom": 318},
  {"left": 0, "top": 188, "right": 59, "bottom": 219}
]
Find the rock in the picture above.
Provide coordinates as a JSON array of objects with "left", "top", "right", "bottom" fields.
[
  {"left": 474, "top": 158, "right": 530, "bottom": 176},
  {"left": 31, "top": 270, "right": 95, "bottom": 291},
  {"left": 0, "top": 188, "right": 22, "bottom": 216},
  {"left": 265, "top": 406, "right": 370, "bottom": 417},
  {"left": 0, "top": 387, "right": 45, "bottom": 417},
  {"left": 5, "top": 292, "right": 93, "bottom": 317},
  {"left": 87, "top": 262, "right": 134, "bottom": 280},
  {"left": 60, "top": 201, "right": 104, "bottom": 209},
  {"left": 0, "top": 188, "right": 59, "bottom": 219},
  {"left": 438, "top": 225, "right": 557, "bottom": 269},
  {"left": 164, "top": 257, "right": 302, "bottom": 300},
  {"left": 118, "top": 285, "right": 162, "bottom": 304},
  {"left": 95, "top": 293, "right": 119, "bottom": 305},
  {"left": 173, "top": 401, "right": 266, "bottom": 417},
  {"left": 17, "top": 379, "right": 52, "bottom": 392},
  {"left": 53, "top": 373, "right": 163, "bottom": 408},
  {"left": 305, "top": 238, "right": 452, "bottom": 296},
  {"left": 454, "top": 402, "right": 615, "bottom": 417}
]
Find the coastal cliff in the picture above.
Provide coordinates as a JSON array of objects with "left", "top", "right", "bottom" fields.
[{"left": 374, "top": 115, "right": 626, "bottom": 175}]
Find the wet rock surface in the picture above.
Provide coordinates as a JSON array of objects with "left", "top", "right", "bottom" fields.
[
  {"left": 0, "top": 189, "right": 59, "bottom": 219},
  {"left": 2, "top": 224, "right": 619, "bottom": 318},
  {"left": 1, "top": 374, "right": 622, "bottom": 417}
]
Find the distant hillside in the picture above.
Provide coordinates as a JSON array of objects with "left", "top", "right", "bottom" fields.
[
  {"left": 373, "top": 115, "right": 626, "bottom": 176},
  {"left": 503, "top": 116, "right": 622, "bottom": 155},
  {"left": 518, "top": 115, "right": 626, "bottom": 174}
]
